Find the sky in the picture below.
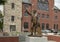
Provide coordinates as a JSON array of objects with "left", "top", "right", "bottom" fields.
[
  {"left": 55, "top": 0, "right": 60, "bottom": 9},
  {"left": 0, "top": 0, "right": 60, "bottom": 12},
  {"left": 0, "top": 5, "right": 3, "bottom": 13}
]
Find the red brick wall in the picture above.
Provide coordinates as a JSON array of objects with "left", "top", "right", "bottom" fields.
[
  {"left": 47, "top": 35, "right": 60, "bottom": 42},
  {"left": 0, "top": 37, "right": 19, "bottom": 42},
  {"left": 22, "top": 3, "right": 32, "bottom": 32},
  {"left": 22, "top": 0, "right": 60, "bottom": 32}
]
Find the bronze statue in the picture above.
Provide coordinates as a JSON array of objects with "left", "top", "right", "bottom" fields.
[{"left": 26, "top": 9, "right": 42, "bottom": 37}]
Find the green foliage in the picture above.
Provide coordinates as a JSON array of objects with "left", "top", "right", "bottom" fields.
[
  {"left": 0, "top": 13, "right": 3, "bottom": 18},
  {"left": 0, "top": 0, "right": 7, "bottom": 5},
  {"left": 58, "top": 30, "right": 60, "bottom": 32},
  {"left": 0, "top": 13, "right": 3, "bottom": 31},
  {"left": 10, "top": 31, "right": 20, "bottom": 36},
  {"left": 0, "top": 21, "right": 3, "bottom": 30}
]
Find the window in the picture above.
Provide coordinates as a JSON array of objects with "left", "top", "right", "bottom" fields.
[
  {"left": 46, "top": 14, "right": 49, "bottom": 18},
  {"left": 55, "top": 10, "right": 58, "bottom": 13},
  {"left": 10, "top": 25, "right": 16, "bottom": 31},
  {"left": 38, "top": 0, "right": 49, "bottom": 11},
  {"left": 38, "top": 0, "right": 48, "bottom": 3},
  {"left": 54, "top": 24, "right": 55, "bottom": 29},
  {"left": 22, "top": 0, "right": 31, "bottom": 3},
  {"left": 37, "top": 14, "right": 40, "bottom": 19},
  {"left": 55, "top": 16, "right": 58, "bottom": 19},
  {"left": 24, "top": 4, "right": 30, "bottom": 10},
  {"left": 56, "top": 24, "right": 58, "bottom": 30},
  {"left": 42, "top": 14, "right": 45, "bottom": 18},
  {"left": 11, "top": 16, "right": 14, "bottom": 22},
  {"left": 54, "top": 24, "right": 58, "bottom": 30},
  {"left": 24, "top": 11, "right": 28, "bottom": 16},
  {"left": 46, "top": 23, "right": 49, "bottom": 29},
  {"left": 11, "top": 3, "right": 15, "bottom": 9},
  {"left": 38, "top": 13, "right": 40, "bottom": 17},
  {"left": 42, "top": 23, "right": 45, "bottom": 30},
  {"left": 24, "top": 4, "right": 29, "bottom": 8},
  {"left": 24, "top": 30, "right": 28, "bottom": 32},
  {"left": 24, "top": 22, "right": 28, "bottom": 29}
]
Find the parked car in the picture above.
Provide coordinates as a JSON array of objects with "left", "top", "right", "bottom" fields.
[{"left": 42, "top": 30, "right": 51, "bottom": 33}]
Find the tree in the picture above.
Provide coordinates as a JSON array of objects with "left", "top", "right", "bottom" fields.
[
  {"left": 0, "top": 0, "right": 6, "bottom": 32},
  {"left": 0, "top": 0, "right": 6, "bottom": 5},
  {"left": 0, "top": 12, "right": 3, "bottom": 32}
]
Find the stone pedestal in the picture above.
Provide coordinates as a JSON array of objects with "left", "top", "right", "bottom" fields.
[{"left": 25, "top": 36, "right": 48, "bottom": 42}]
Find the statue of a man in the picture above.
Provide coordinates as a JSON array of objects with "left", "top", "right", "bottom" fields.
[{"left": 26, "top": 10, "right": 42, "bottom": 36}]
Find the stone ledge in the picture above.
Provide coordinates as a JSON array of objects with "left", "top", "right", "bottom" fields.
[
  {"left": 25, "top": 36, "right": 48, "bottom": 42},
  {"left": 48, "top": 40, "right": 56, "bottom": 42}
]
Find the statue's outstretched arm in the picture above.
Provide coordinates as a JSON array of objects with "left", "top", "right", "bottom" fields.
[
  {"left": 26, "top": 8, "right": 32, "bottom": 16},
  {"left": 26, "top": 10, "right": 32, "bottom": 16}
]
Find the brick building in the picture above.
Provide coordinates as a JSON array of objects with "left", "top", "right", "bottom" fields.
[{"left": 22, "top": 0, "right": 60, "bottom": 32}]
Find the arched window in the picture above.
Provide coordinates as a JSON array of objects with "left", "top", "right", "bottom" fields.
[
  {"left": 46, "top": 23, "right": 49, "bottom": 29},
  {"left": 11, "top": 3, "right": 15, "bottom": 9},
  {"left": 46, "top": 14, "right": 49, "bottom": 18},
  {"left": 11, "top": 16, "right": 14, "bottom": 22},
  {"left": 55, "top": 16, "right": 58, "bottom": 19},
  {"left": 54, "top": 24, "right": 55, "bottom": 29},
  {"left": 54, "top": 24, "right": 58, "bottom": 30},
  {"left": 42, "top": 23, "right": 45, "bottom": 30},
  {"left": 56, "top": 24, "right": 58, "bottom": 29},
  {"left": 24, "top": 22, "right": 28, "bottom": 29},
  {"left": 42, "top": 14, "right": 45, "bottom": 18},
  {"left": 38, "top": 0, "right": 49, "bottom": 11},
  {"left": 24, "top": 11, "right": 28, "bottom": 16}
]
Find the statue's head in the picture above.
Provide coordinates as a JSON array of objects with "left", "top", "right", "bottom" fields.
[
  {"left": 32, "top": 10, "right": 37, "bottom": 16},
  {"left": 33, "top": 10, "right": 37, "bottom": 14}
]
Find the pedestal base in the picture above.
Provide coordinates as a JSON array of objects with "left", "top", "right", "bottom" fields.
[{"left": 25, "top": 36, "right": 48, "bottom": 42}]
